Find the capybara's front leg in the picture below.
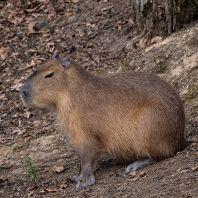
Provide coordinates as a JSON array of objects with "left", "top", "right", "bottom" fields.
[{"left": 74, "top": 146, "right": 96, "bottom": 189}]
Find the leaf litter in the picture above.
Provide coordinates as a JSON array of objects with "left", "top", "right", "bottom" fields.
[{"left": 0, "top": 0, "right": 198, "bottom": 197}]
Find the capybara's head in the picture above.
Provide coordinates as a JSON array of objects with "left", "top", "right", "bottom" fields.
[{"left": 20, "top": 56, "right": 71, "bottom": 110}]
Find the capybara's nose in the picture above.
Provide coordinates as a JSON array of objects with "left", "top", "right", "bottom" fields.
[
  {"left": 20, "top": 83, "right": 29, "bottom": 98},
  {"left": 20, "top": 89, "right": 27, "bottom": 97}
]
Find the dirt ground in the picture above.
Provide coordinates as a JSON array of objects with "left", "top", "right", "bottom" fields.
[{"left": 1, "top": 0, "right": 198, "bottom": 197}]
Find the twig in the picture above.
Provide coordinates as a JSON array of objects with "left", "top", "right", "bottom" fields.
[
  {"left": 143, "top": 54, "right": 162, "bottom": 65},
  {"left": 82, "top": 24, "right": 114, "bottom": 40},
  {"left": 171, "top": 65, "right": 198, "bottom": 85}
]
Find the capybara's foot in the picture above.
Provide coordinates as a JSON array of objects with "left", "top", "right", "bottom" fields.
[
  {"left": 75, "top": 175, "right": 95, "bottom": 189},
  {"left": 123, "top": 158, "right": 154, "bottom": 174}
]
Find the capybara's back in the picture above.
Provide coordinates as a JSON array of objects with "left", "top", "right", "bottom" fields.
[
  {"left": 20, "top": 56, "right": 186, "bottom": 188},
  {"left": 102, "top": 72, "right": 185, "bottom": 162}
]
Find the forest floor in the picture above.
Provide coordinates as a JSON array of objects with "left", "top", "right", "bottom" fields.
[{"left": 0, "top": 0, "right": 198, "bottom": 197}]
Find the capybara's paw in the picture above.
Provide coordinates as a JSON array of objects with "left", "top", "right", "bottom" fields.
[
  {"left": 72, "top": 173, "right": 83, "bottom": 183},
  {"left": 75, "top": 175, "right": 95, "bottom": 189},
  {"left": 123, "top": 158, "right": 154, "bottom": 174}
]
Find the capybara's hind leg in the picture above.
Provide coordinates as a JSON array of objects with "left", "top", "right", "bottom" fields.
[{"left": 123, "top": 158, "right": 154, "bottom": 174}]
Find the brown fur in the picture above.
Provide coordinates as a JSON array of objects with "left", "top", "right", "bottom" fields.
[{"left": 20, "top": 58, "right": 186, "bottom": 188}]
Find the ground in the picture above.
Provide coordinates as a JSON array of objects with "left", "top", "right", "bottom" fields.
[{"left": 0, "top": 0, "right": 198, "bottom": 197}]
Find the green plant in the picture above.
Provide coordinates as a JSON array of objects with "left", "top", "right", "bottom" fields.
[
  {"left": 25, "top": 157, "right": 40, "bottom": 183},
  {"left": 0, "top": 165, "right": 8, "bottom": 169}
]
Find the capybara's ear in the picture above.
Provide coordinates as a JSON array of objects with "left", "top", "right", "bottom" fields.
[
  {"left": 52, "top": 53, "right": 59, "bottom": 59},
  {"left": 60, "top": 56, "right": 71, "bottom": 70},
  {"left": 52, "top": 54, "right": 71, "bottom": 70}
]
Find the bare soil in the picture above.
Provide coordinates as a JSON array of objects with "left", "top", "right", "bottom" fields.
[{"left": 0, "top": 0, "right": 198, "bottom": 197}]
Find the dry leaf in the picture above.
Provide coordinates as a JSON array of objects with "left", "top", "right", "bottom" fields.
[
  {"left": 12, "top": 128, "right": 25, "bottom": 135},
  {"left": 117, "top": 24, "right": 122, "bottom": 31},
  {"left": 28, "top": 22, "right": 36, "bottom": 33},
  {"left": 192, "top": 166, "right": 198, "bottom": 171},
  {"left": 11, "top": 83, "right": 22, "bottom": 91},
  {"left": 24, "top": 111, "right": 31, "bottom": 119},
  {"left": 151, "top": 36, "right": 162, "bottom": 44},
  {"left": 45, "top": 188, "right": 57, "bottom": 192},
  {"left": 24, "top": 137, "right": 31, "bottom": 143},
  {"left": 9, "top": 17, "right": 24, "bottom": 25},
  {"left": 39, "top": 188, "right": 57, "bottom": 194},
  {"left": 0, "top": 47, "right": 10, "bottom": 60},
  {"left": 86, "top": 22, "right": 91, "bottom": 27},
  {"left": 129, "top": 171, "right": 137, "bottom": 177},
  {"left": 12, "top": 113, "right": 19, "bottom": 118},
  {"left": 65, "top": 13, "right": 73, "bottom": 17},
  {"left": 103, "top": 0, "right": 109, "bottom": 2},
  {"left": 191, "top": 142, "right": 197, "bottom": 147},
  {"left": 27, "top": 191, "right": 34, "bottom": 197},
  {"left": 19, "top": 59, "right": 36, "bottom": 70},
  {"left": 33, "top": 120, "right": 41, "bottom": 128},
  {"left": 0, "top": 94, "right": 6, "bottom": 100},
  {"left": 94, "top": 56, "right": 100, "bottom": 63},
  {"left": 72, "top": 0, "right": 79, "bottom": 3},
  {"left": 24, "top": 4, "right": 43, "bottom": 13},
  {"left": 51, "top": 165, "right": 64, "bottom": 173},
  {"left": 0, "top": 178, "right": 8, "bottom": 185},
  {"left": 137, "top": 38, "right": 148, "bottom": 50},
  {"left": 27, "top": 185, "right": 38, "bottom": 190},
  {"left": 59, "top": 182, "right": 67, "bottom": 190},
  {"left": 129, "top": 171, "right": 147, "bottom": 181},
  {"left": 128, "top": 19, "right": 135, "bottom": 26},
  {"left": 138, "top": 171, "right": 147, "bottom": 178}
]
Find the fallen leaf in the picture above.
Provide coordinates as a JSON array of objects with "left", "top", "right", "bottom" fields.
[
  {"left": 151, "top": 36, "right": 162, "bottom": 44},
  {"left": 39, "top": 188, "right": 57, "bottom": 194},
  {"left": 33, "top": 120, "right": 41, "bottom": 128},
  {"left": 117, "top": 24, "right": 122, "bottom": 31},
  {"left": 12, "top": 128, "right": 25, "bottom": 135},
  {"left": 27, "top": 191, "right": 34, "bottom": 197},
  {"left": 28, "top": 22, "right": 36, "bottom": 33},
  {"left": 86, "top": 22, "right": 91, "bottom": 27},
  {"left": 9, "top": 16, "right": 24, "bottom": 25},
  {"left": 27, "top": 185, "right": 38, "bottom": 190},
  {"left": 12, "top": 113, "right": 19, "bottom": 118},
  {"left": 192, "top": 166, "right": 198, "bottom": 171},
  {"left": 59, "top": 182, "right": 67, "bottom": 190},
  {"left": 23, "top": 137, "right": 31, "bottom": 143},
  {"left": 24, "top": 4, "right": 43, "bottom": 13},
  {"left": 128, "top": 19, "right": 135, "bottom": 26},
  {"left": 94, "top": 56, "right": 100, "bottom": 63},
  {"left": 45, "top": 188, "right": 57, "bottom": 192},
  {"left": 129, "top": 171, "right": 147, "bottom": 181},
  {"left": 103, "top": 0, "right": 109, "bottom": 2},
  {"left": 39, "top": 189, "right": 46, "bottom": 194},
  {"left": 0, "top": 47, "right": 10, "bottom": 60},
  {"left": 191, "top": 142, "right": 197, "bottom": 147},
  {"left": 65, "top": 13, "right": 73, "bottom": 17},
  {"left": 86, "top": 187, "right": 91, "bottom": 192},
  {"left": 24, "top": 111, "right": 31, "bottom": 119},
  {"left": 51, "top": 165, "right": 64, "bottom": 173},
  {"left": 138, "top": 171, "right": 147, "bottom": 179},
  {"left": 129, "top": 171, "right": 137, "bottom": 177},
  {"left": 137, "top": 38, "right": 148, "bottom": 50},
  {"left": 0, "top": 178, "right": 8, "bottom": 185},
  {"left": 11, "top": 83, "right": 22, "bottom": 91},
  {"left": 19, "top": 59, "right": 36, "bottom": 70},
  {"left": 0, "top": 94, "right": 6, "bottom": 100},
  {"left": 72, "top": 0, "right": 79, "bottom": 3}
]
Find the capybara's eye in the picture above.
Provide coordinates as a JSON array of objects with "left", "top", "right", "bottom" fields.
[{"left": 45, "top": 72, "right": 54, "bottom": 78}]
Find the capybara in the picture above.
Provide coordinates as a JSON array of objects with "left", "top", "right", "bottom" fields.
[{"left": 20, "top": 55, "right": 186, "bottom": 189}]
